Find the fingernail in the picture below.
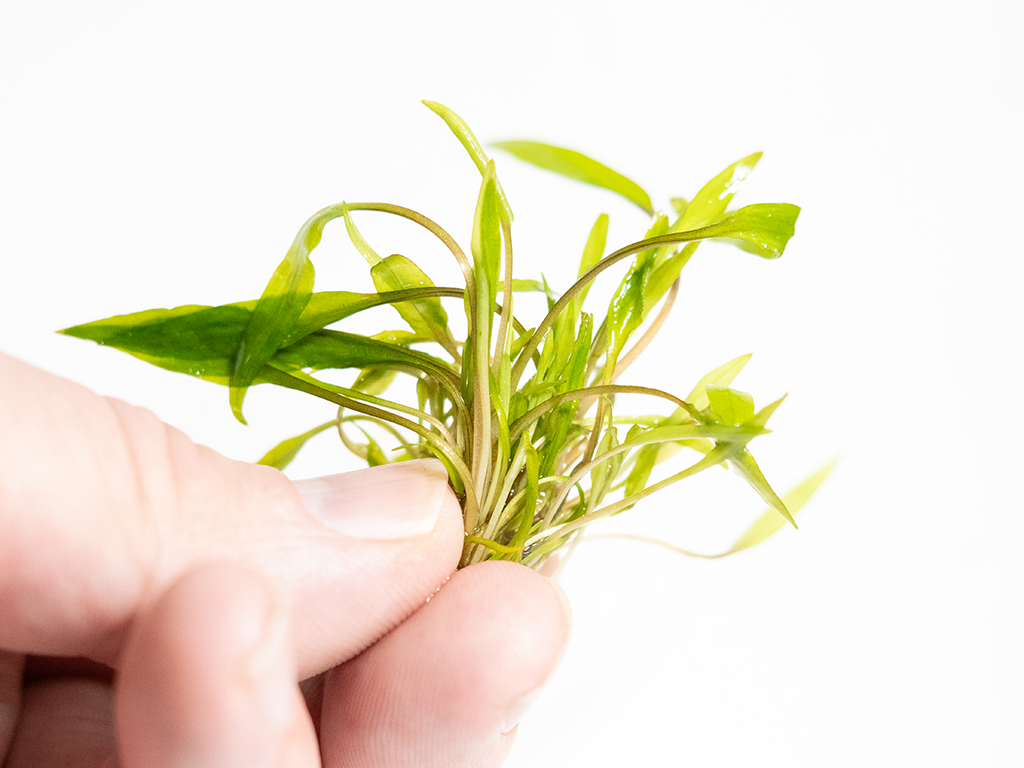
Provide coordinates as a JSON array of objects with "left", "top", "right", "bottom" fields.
[
  {"left": 501, "top": 579, "right": 571, "bottom": 735},
  {"left": 501, "top": 685, "right": 547, "bottom": 735},
  {"left": 294, "top": 459, "right": 448, "bottom": 540}
]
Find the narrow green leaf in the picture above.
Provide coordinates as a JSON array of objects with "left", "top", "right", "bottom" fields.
[
  {"left": 695, "top": 203, "right": 800, "bottom": 259},
  {"left": 706, "top": 385, "right": 755, "bottom": 426},
  {"left": 497, "top": 279, "right": 547, "bottom": 293},
  {"left": 494, "top": 140, "right": 653, "bottom": 215},
  {"left": 605, "top": 253, "right": 651, "bottom": 377},
  {"left": 749, "top": 394, "right": 787, "bottom": 428},
  {"left": 644, "top": 242, "right": 698, "bottom": 313},
  {"left": 257, "top": 420, "right": 337, "bottom": 470},
  {"left": 570, "top": 214, "right": 608, "bottom": 316},
  {"left": 471, "top": 160, "right": 503, "bottom": 332},
  {"left": 727, "top": 460, "right": 837, "bottom": 553},
  {"left": 273, "top": 330, "right": 458, "bottom": 389},
  {"left": 670, "top": 197, "right": 689, "bottom": 215},
  {"left": 341, "top": 202, "right": 382, "bottom": 266},
  {"left": 421, "top": 100, "right": 513, "bottom": 223},
  {"left": 679, "top": 153, "right": 762, "bottom": 230},
  {"left": 730, "top": 449, "right": 796, "bottom": 529}
]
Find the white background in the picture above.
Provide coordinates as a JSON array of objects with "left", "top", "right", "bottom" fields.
[{"left": 1, "top": 2, "right": 1021, "bottom": 765}]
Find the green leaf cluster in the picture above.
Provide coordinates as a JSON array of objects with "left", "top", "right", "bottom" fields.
[{"left": 63, "top": 102, "right": 824, "bottom": 570}]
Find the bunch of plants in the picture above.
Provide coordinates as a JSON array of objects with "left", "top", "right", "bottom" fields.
[{"left": 64, "top": 101, "right": 829, "bottom": 571}]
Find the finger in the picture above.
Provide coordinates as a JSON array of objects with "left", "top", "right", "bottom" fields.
[
  {"left": 3, "top": 676, "right": 115, "bottom": 768},
  {"left": 320, "top": 561, "right": 571, "bottom": 768},
  {"left": 117, "top": 563, "right": 320, "bottom": 768},
  {"left": 0, "top": 353, "right": 463, "bottom": 677},
  {"left": 0, "top": 652, "right": 25, "bottom": 762}
]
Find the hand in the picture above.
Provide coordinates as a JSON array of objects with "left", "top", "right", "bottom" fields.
[{"left": 0, "top": 352, "right": 571, "bottom": 767}]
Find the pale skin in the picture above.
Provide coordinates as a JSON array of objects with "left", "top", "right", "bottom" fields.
[{"left": 0, "top": 352, "right": 571, "bottom": 768}]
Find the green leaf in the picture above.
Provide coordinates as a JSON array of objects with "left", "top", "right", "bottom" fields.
[
  {"left": 471, "top": 160, "right": 503, "bottom": 333},
  {"left": 493, "top": 140, "right": 654, "bottom": 215},
  {"left": 61, "top": 289, "right": 456, "bottom": 385},
  {"left": 273, "top": 330, "right": 458, "bottom": 390},
  {"left": 730, "top": 449, "right": 796, "bottom": 529},
  {"left": 341, "top": 202, "right": 382, "bottom": 266},
  {"left": 695, "top": 203, "right": 800, "bottom": 259},
  {"left": 670, "top": 197, "right": 689, "bottom": 215},
  {"left": 422, "top": 100, "right": 513, "bottom": 223},
  {"left": 678, "top": 153, "right": 762, "bottom": 230},
  {"left": 61, "top": 303, "right": 254, "bottom": 383},
  {"left": 231, "top": 204, "right": 347, "bottom": 423},
  {"left": 257, "top": 420, "right": 337, "bottom": 470},
  {"left": 727, "top": 460, "right": 836, "bottom": 553},
  {"left": 497, "top": 279, "right": 547, "bottom": 293},
  {"left": 706, "top": 385, "right": 755, "bottom": 426},
  {"left": 370, "top": 255, "right": 456, "bottom": 355},
  {"left": 352, "top": 366, "right": 398, "bottom": 396},
  {"left": 605, "top": 257, "right": 649, "bottom": 375},
  {"left": 687, "top": 354, "right": 752, "bottom": 411},
  {"left": 570, "top": 214, "right": 608, "bottom": 316}
]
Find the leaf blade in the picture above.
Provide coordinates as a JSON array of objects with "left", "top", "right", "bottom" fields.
[{"left": 493, "top": 140, "right": 653, "bottom": 214}]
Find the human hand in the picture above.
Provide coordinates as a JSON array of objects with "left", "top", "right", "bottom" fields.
[{"left": 0, "top": 352, "right": 571, "bottom": 767}]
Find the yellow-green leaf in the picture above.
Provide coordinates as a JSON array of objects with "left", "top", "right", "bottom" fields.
[
  {"left": 257, "top": 420, "right": 337, "bottom": 470},
  {"left": 679, "top": 153, "right": 762, "bottom": 230},
  {"left": 706, "top": 385, "right": 755, "bottom": 426},
  {"left": 422, "top": 100, "right": 513, "bottom": 223},
  {"left": 493, "top": 140, "right": 653, "bottom": 215},
  {"left": 727, "top": 459, "right": 837, "bottom": 553}
]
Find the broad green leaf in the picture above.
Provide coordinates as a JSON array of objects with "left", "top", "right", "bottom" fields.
[
  {"left": 422, "top": 100, "right": 513, "bottom": 223},
  {"left": 61, "top": 289, "right": 459, "bottom": 385},
  {"left": 341, "top": 202, "right": 382, "bottom": 266},
  {"left": 370, "top": 254, "right": 456, "bottom": 354},
  {"left": 61, "top": 304, "right": 254, "bottom": 383},
  {"left": 728, "top": 459, "right": 837, "bottom": 553},
  {"left": 493, "top": 140, "right": 654, "bottom": 215},
  {"left": 257, "top": 420, "right": 337, "bottom": 470},
  {"left": 694, "top": 203, "right": 800, "bottom": 259},
  {"left": 706, "top": 385, "right": 755, "bottom": 426},
  {"left": 730, "top": 449, "right": 796, "bottom": 528},
  {"left": 679, "top": 153, "right": 762, "bottom": 230}
]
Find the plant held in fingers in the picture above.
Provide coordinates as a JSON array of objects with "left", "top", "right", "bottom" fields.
[{"left": 63, "top": 101, "right": 830, "bottom": 570}]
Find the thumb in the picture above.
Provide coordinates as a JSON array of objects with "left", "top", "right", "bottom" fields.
[{"left": 0, "top": 352, "right": 463, "bottom": 677}]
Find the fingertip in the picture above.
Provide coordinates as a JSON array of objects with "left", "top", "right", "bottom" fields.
[
  {"left": 320, "top": 560, "right": 571, "bottom": 768},
  {"left": 116, "top": 563, "right": 318, "bottom": 768}
]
